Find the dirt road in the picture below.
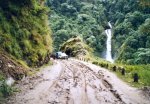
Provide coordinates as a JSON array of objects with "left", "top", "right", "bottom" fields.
[{"left": 4, "top": 59, "right": 150, "bottom": 104}]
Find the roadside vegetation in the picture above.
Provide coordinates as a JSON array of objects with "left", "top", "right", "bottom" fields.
[
  {"left": 0, "top": 0, "right": 53, "bottom": 98},
  {"left": 0, "top": 0, "right": 53, "bottom": 67},
  {"left": 60, "top": 36, "right": 93, "bottom": 58},
  {"left": 92, "top": 58, "right": 150, "bottom": 87}
]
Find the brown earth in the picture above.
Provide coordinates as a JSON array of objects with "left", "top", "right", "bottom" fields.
[
  {"left": 0, "top": 50, "right": 27, "bottom": 80},
  {"left": 3, "top": 59, "right": 150, "bottom": 104}
]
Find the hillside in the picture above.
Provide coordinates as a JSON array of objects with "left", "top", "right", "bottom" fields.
[
  {"left": 0, "top": 49, "right": 27, "bottom": 80},
  {"left": 47, "top": 0, "right": 150, "bottom": 65},
  {"left": 0, "top": 0, "right": 53, "bottom": 67},
  {"left": 47, "top": 0, "right": 107, "bottom": 55},
  {"left": 0, "top": 0, "right": 53, "bottom": 98},
  {"left": 104, "top": 0, "right": 150, "bottom": 64}
]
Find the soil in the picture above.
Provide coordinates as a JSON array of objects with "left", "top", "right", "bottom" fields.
[
  {"left": 3, "top": 59, "right": 150, "bottom": 104},
  {"left": 0, "top": 51, "right": 27, "bottom": 80}
]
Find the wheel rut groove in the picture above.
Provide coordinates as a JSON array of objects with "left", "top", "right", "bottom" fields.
[{"left": 4, "top": 59, "right": 150, "bottom": 104}]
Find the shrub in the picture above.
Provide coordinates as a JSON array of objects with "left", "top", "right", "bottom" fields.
[
  {"left": 0, "top": 0, "right": 53, "bottom": 67},
  {"left": 0, "top": 80, "right": 14, "bottom": 97}
]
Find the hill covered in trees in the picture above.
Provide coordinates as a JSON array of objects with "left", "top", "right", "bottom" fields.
[
  {"left": 47, "top": 0, "right": 150, "bottom": 65},
  {"left": 47, "top": 0, "right": 107, "bottom": 56},
  {"left": 104, "top": 0, "right": 150, "bottom": 64}
]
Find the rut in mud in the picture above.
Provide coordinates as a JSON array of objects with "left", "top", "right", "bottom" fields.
[
  {"left": 4, "top": 59, "right": 150, "bottom": 104},
  {"left": 46, "top": 60, "right": 124, "bottom": 104}
]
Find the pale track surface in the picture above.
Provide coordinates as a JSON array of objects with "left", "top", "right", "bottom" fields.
[{"left": 4, "top": 59, "right": 150, "bottom": 104}]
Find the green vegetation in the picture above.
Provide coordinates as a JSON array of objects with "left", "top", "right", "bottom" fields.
[
  {"left": 47, "top": 0, "right": 150, "bottom": 65},
  {"left": 0, "top": 80, "right": 15, "bottom": 97},
  {"left": 0, "top": 0, "right": 53, "bottom": 97},
  {"left": 103, "top": 0, "right": 150, "bottom": 64},
  {"left": 47, "top": 0, "right": 107, "bottom": 54},
  {"left": 92, "top": 59, "right": 150, "bottom": 87},
  {"left": 60, "top": 36, "right": 93, "bottom": 58},
  {"left": 0, "top": 73, "right": 5, "bottom": 97},
  {"left": 0, "top": 73, "right": 13, "bottom": 98},
  {"left": 0, "top": 0, "right": 53, "bottom": 66}
]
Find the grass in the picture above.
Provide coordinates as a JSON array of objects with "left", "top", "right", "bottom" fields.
[
  {"left": 83, "top": 55, "right": 150, "bottom": 87},
  {"left": 0, "top": 0, "right": 53, "bottom": 67},
  {"left": 0, "top": 72, "right": 13, "bottom": 98},
  {"left": 124, "top": 65, "right": 150, "bottom": 87}
]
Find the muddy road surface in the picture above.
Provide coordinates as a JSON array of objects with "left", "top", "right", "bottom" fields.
[{"left": 4, "top": 59, "right": 150, "bottom": 104}]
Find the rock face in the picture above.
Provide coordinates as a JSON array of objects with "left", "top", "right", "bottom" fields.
[{"left": 0, "top": 50, "right": 27, "bottom": 80}]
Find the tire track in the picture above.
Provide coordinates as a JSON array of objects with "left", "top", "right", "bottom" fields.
[
  {"left": 64, "top": 61, "right": 89, "bottom": 104},
  {"left": 5, "top": 59, "right": 149, "bottom": 104},
  {"left": 71, "top": 60, "right": 125, "bottom": 104}
]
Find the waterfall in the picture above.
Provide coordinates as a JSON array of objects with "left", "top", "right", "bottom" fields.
[{"left": 105, "top": 22, "right": 114, "bottom": 63}]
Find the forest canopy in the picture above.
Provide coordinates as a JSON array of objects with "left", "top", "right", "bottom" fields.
[{"left": 47, "top": 0, "right": 150, "bottom": 65}]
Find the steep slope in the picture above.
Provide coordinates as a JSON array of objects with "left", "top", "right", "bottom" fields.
[
  {"left": 0, "top": 49, "right": 27, "bottom": 80},
  {"left": 0, "top": 0, "right": 53, "bottom": 66}
]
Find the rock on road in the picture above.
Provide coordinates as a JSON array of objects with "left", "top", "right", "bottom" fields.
[{"left": 4, "top": 59, "right": 150, "bottom": 104}]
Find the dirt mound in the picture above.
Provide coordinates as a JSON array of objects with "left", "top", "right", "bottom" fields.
[{"left": 0, "top": 50, "right": 27, "bottom": 80}]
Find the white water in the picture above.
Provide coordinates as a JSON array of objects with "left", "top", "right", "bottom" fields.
[{"left": 105, "top": 22, "right": 114, "bottom": 63}]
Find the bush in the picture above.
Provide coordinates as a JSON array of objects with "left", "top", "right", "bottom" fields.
[
  {"left": 0, "top": 80, "right": 14, "bottom": 97},
  {"left": 0, "top": 74, "right": 14, "bottom": 97},
  {"left": 92, "top": 58, "right": 150, "bottom": 87},
  {"left": 0, "top": 0, "right": 53, "bottom": 67}
]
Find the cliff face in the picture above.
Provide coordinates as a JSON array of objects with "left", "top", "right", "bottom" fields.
[{"left": 0, "top": 0, "right": 53, "bottom": 67}]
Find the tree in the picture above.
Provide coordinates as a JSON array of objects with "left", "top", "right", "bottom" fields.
[{"left": 134, "top": 48, "right": 150, "bottom": 64}]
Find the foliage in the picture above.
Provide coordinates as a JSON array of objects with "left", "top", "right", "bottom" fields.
[
  {"left": 92, "top": 59, "right": 150, "bottom": 87},
  {"left": 0, "top": 73, "right": 7, "bottom": 97},
  {"left": 48, "top": 0, "right": 150, "bottom": 65},
  {"left": 0, "top": 73, "right": 17, "bottom": 97},
  {"left": 60, "top": 36, "right": 93, "bottom": 57},
  {"left": 0, "top": 80, "right": 14, "bottom": 97},
  {"left": 139, "top": 0, "right": 150, "bottom": 7},
  {"left": 47, "top": 0, "right": 106, "bottom": 54},
  {"left": 0, "top": 0, "right": 53, "bottom": 66},
  {"left": 103, "top": 0, "right": 150, "bottom": 65},
  {"left": 116, "top": 18, "right": 150, "bottom": 64}
]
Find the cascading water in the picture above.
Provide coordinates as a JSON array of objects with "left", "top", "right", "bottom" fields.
[{"left": 105, "top": 22, "right": 114, "bottom": 63}]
